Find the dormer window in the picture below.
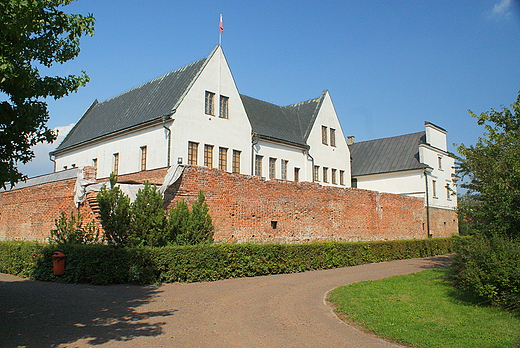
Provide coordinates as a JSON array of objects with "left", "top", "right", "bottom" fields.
[{"left": 205, "top": 91, "right": 215, "bottom": 115}]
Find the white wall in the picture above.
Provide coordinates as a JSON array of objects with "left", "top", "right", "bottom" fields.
[
  {"left": 305, "top": 92, "right": 351, "bottom": 186},
  {"left": 354, "top": 170, "right": 425, "bottom": 197},
  {"left": 169, "top": 46, "right": 252, "bottom": 174},
  {"left": 253, "top": 140, "right": 308, "bottom": 181},
  {"left": 53, "top": 124, "right": 168, "bottom": 178}
]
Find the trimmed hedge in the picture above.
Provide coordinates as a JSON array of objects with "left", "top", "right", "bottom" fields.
[{"left": 0, "top": 237, "right": 455, "bottom": 285}]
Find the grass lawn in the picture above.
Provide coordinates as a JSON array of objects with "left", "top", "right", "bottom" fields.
[{"left": 328, "top": 268, "right": 520, "bottom": 348}]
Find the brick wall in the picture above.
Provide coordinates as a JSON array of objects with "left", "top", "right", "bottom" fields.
[{"left": 0, "top": 166, "right": 458, "bottom": 243}]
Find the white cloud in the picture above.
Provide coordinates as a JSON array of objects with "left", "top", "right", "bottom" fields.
[
  {"left": 17, "top": 123, "right": 75, "bottom": 178},
  {"left": 489, "top": 0, "right": 514, "bottom": 19}
]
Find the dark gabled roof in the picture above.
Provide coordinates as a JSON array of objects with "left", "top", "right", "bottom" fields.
[
  {"left": 349, "top": 131, "right": 428, "bottom": 176},
  {"left": 240, "top": 92, "right": 325, "bottom": 147},
  {"left": 53, "top": 49, "right": 213, "bottom": 153}
]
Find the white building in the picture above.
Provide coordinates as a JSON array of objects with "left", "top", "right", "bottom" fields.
[
  {"left": 50, "top": 45, "right": 351, "bottom": 187},
  {"left": 349, "top": 122, "right": 458, "bottom": 210},
  {"left": 50, "top": 45, "right": 457, "bottom": 209}
]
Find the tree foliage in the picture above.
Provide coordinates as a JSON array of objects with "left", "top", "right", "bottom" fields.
[
  {"left": 456, "top": 92, "right": 520, "bottom": 239},
  {"left": 0, "top": 0, "right": 94, "bottom": 188},
  {"left": 96, "top": 174, "right": 131, "bottom": 247},
  {"left": 49, "top": 210, "right": 100, "bottom": 245},
  {"left": 128, "top": 181, "right": 166, "bottom": 247}
]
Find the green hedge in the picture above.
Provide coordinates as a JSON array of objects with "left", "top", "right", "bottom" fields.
[{"left": 0, "top": 237, "right": 455, "bottom": 285}]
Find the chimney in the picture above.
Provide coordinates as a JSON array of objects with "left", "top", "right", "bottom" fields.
[{"left": 347, "top": 136, "right": 355, "bottom": 145}]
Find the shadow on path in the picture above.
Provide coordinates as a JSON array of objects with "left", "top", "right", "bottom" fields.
[{"left": 0, "top": 275, "right": 174, "bottom": 347}]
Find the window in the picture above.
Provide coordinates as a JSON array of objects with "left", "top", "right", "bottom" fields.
[
  {"left": 140, "top": 146, "right": 147, "bottom": 171},
  {"left": 204, "top": 144, "right": 214, "bottom": 168},
  {"left": 294, "top": 167, "right": 300, "bottom": 182},
  {"left": 232, "top": 150, "right": 241, "bottom": 173},
  {"left": 188, "top": 141, "right": 198, "bottom": 165},
  {"left": 351, "top": 178, "right": 358, "bottom": 188},
  {"left": 446, "top": 184, "right": 452, "bottom": 200},
  {"left": 92, "top": 158, "right": 98, "bottom": 172},
  {"left": 321, "top": 125, "right": 328, "bottom": 145},
  {"left": 219, "top": 147, "right": 228, "bottom": 171},
  {"left": 330, "top": 128, "right": 336, "bottom": 147},
  {"left": 254, "top": 155, "right": 263, "bottom": 177},
  {"left": 205, "top": 91, "right": 215, "bottom": 115},
  {"left": 313, "top": 165, "right": 320, "bottom": 181},
  {"left": 438, "top": 156, "right": 443, "bottom": 170},
  {"left": 331, "top": 168, "right": 337, "bottom": 184},
  {"left": 323, "top": 167, "right": 329, "bottom": 183},
  {"left": 269, "top": 158, "right": 276, "bottom": 179},
  {"left": 281, "top": 160, "right": 288, "bottom": 180},
  {"left": 113, "top": 153, "right": 119, "bottom": 175},
  {"left": 432, "top": 180, "right": 437, "bottom": 198},
  {"left": 340, "top": 170, "right": 345, "bottom": 186},
  {"left": 219, "top": 95, "right": 229, "bottom": 119}
]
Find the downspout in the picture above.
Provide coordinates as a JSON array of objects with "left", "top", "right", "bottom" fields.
[
  {"left": 251, "top": 133, "right": 258, "bottom": 175},
  {"left": 305, "top": 146, "right": 315, "bottom": 182},
  {"left": 424, "top": 166, "right": 433, "bottom": 238},
  {"left": 162, "top": 113, "right": 174, "bottom": 167},
  {"left": 49, "top": 153, "right": 56, "bottom": 172}
]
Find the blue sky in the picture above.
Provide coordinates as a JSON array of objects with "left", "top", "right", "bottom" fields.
[{"left": 20, "top": 0, "right": 520, "bottom": 177}]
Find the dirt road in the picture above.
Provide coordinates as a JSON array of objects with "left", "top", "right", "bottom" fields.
[{"left": 0, "top": 255, "right": 451, "bottom": 347}]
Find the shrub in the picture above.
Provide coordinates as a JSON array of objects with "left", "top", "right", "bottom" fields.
[
  {"left": 0, "top": 237, "right": 455, "bottom": 285},
  {"left": 166, "top": 190, "right": 214, "bottom": 246},
  {"left": 49, "top": 211, "right": 100, "bottom": 245},
  {"left": 450, "top": 235, "right": 520, "bottom": 312},
  {"left": 128, "top": 181, "right": 166, "bottom": 247},
  {"left": 97, "top": 173, "right": 131, "bottom": 247}
]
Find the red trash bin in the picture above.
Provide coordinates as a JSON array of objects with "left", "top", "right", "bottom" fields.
[{"left": 52, "top": 252, "right": 66, "bottom": 276}]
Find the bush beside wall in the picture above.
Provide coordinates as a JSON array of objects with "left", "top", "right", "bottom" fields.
[{"left": 0, "top": 238, "right": 455, "bottom": 285}]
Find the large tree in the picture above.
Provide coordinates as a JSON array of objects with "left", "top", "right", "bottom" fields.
[
  {"left": 0, "top": 0, "right": 94, "bottom": 188},
  {"left": 456, "top": 92, "right": 520, "bottom": 239}
]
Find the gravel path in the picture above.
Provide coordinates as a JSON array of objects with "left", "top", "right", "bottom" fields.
[{"left": 0, "top": 255, "right": 451, "bottom": 348}]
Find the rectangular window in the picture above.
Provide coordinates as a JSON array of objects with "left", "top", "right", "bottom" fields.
[
  {"left": 281, "top": 160, "right": 288, "bottom": 180},
  {"left": 113, "top": 153, "right": 119, "bottom": 175},
  {"left": 331, "top": 168, "right": 337, "bottom": 184},
  {"left": 219, "top": 95, "right": 229, "bottom": 119},
  {"left": 188, "top": 141, "right": 198, "bottom": 165},
  {"left": 340, "top": 170, "right": 345, "bottom": 186},
  {"left": 232, "top": 150, "right": 241, "bottom": 173},
  {"left": 294, "top": 167, "right": 300, "bottom": 182},
  {"left": 140, "top": 146, "right": 147, "bottom": 171},
  {"left": 323, "top": 167, "right": 329, "bottom": 183},
  {"left": 204, "top": 144, "right": 214, "bottom": 168},
  {"left": 322, "top": 125, "right": 328, "bottom": 145},
  {"left": 438, "top": 156, "right": 443, "bottom": 170},
  {"left": 269, "top": 158, "right": 276, "bottom": 179},
  {"left": 432, "top": 180, "right": 437, "bottom": 198},
  {"left": 92, "top": 158, "right": 98, "bottom": 172},
  {"left": 313, "top": 165, "right": 320, "bottom": 182},
  {"left": 205, "top": 91, "right": 215, "bottom": 115},
  {"left": 351, "top": 178, "right": 358, "bottom": 188},
  {"left": 255, "top": 155, "right": 263, "bottom": 177},
  {"left": 330, "top": 128, "right": 336, "bottom": 147},
  {"left": 446, "top": 185, "right": 451, "bottom": 200},
  {"left": 219, "top": 147, "right": 228, "bottom": 171}
]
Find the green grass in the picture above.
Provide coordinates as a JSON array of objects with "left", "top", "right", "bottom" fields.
[{"left": 328, "top": 269, "right": 520, "bottom": 348}]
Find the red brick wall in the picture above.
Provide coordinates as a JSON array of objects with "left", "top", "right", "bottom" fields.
[{"left": 0, "top": 166, "right": 458, "bottom": 243}]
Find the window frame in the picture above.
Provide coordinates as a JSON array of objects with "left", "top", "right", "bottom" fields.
[
  {"left": 219, "top": 95, "right": 229, "bottom": 119},
  {"left": 323, "top": 167, "right": 329, "bottom": 183},
  {"left": 254, "top": 155, "right": 263, "bottom": 177},
  {"left": 330, "top": 128, "right": 336, "bottom": 147},
  {"left": 140, "top": 146, "right": 147, "bottom": 171},
  {"left": 269, "top": 157, "right": 276, "bottom": 179},
  {"left": 113, "top": 153, "right": 119, "bottom": 175},
  {"left": 321, "top": 125, "right": 328, "bottom": 145},
  {"left": 205, "top": 91, "right": 215, "bottom": 115},
  {"left": 188, "top": 141, "right": 199, "bottom": 165},
  {"left": 204, "top": 144, "right": 214, "bottom": 168},
  {"left": 232, "top": 150, "right": 241, "bottom": 173},
  {"left": 219, "top": 147, "right": 228, "bottom": 171}
]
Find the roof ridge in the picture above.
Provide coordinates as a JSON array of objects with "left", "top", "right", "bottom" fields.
[{"left": 350, "top": 130, "right": 425, "bottom": 146}]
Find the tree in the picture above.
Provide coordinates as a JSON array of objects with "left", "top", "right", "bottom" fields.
[
  {"left": 0, "top": 0, "right": 94, "bottom": 188},
  {"left": 97, "top": 174, "right": 131, "bottom": 247},
  {"left": 128, "top": 181, "right": 166, "bottom": 247},
  {"left": 456, "top": 92, "right": 520, "bottom": 239}
]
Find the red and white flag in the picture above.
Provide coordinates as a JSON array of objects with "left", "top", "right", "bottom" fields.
[{"left": 219, "top": 14, "right": 224, "bottom": 34}]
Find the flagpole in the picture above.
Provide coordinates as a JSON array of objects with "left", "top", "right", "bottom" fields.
[{"left": 219, "top": 14, "right": 223, "bottom": 46}]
